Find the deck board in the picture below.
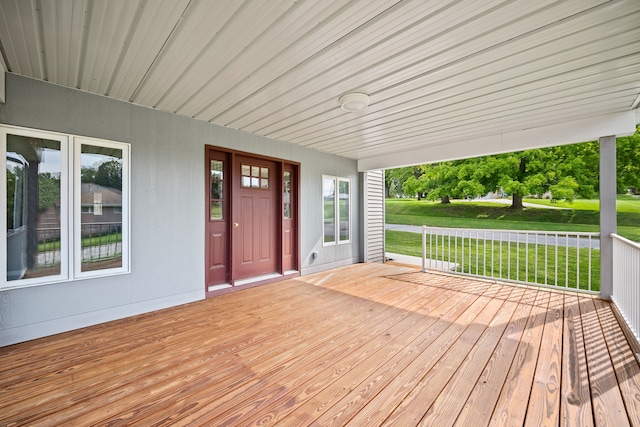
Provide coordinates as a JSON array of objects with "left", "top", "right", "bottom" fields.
[
  {"left": 1, "top": 263, "right": 639, "bottom": 426},
  {"left": 561, "top": 293, "right": 593, "bottom": 427},
  {"left": 579, "top": 296, "right": 630, "bottom": 426}
]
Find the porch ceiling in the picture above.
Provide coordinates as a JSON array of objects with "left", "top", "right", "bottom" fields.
[{"left": 1, "top": 0, "right": 639, "bottom": 170}]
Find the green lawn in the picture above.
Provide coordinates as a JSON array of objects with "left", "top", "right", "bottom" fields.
[
  {"left": 386, "top": 196, "right": 640, "bottom": 242},
  {"left": 38, "top": 232, "right": 122, "bottom": 252},
  {"left": 522, "top": 194, "right": 640, "bottom": 213}
]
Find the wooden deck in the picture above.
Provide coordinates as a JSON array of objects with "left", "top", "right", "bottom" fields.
[{"left": 1, "top": 263, "right": 640, "bottom": 426}]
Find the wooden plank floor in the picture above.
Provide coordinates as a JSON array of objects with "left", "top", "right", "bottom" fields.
[{"left": 1, "top": 263, "right": 640, "bottom": 426}]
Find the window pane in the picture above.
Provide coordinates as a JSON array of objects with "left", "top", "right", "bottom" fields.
[
  {"left": 338, "top": 180, "right": 350, "bottom": 242},
  {"left": 283, "top": 171, "right": 292, "bottom": 219},
  {"left": 242, "top": 164, "right": 251, "bottom": 177},
  {"left": 323, "top": 178, "right": 335, "bottom": 244},
  {"left": 211, "top": 180, "right": 223, "bottom": 200},
  {"left": 242, "top": 176, "right": 251, "bottom": 187},
  {"left": 210, "top": 160, "right": 223, "bottom": 220},
  {"left": 210, "top": 184, "right": 223, "bottom": 221},
  {"left": 210, "top": 200, "right": 223, "bottom": 220},
  {"left": 80, "top": 144, "right": 123, "bottom": 272},
  {"left": 6, "top": 135, "right": 62, "bottom": 280},
  {"left": 210, "top": 160, "right": 223, "bottom": 180},
  {"left": 251, "top": 166, "right": 260, "bottom": 177}
]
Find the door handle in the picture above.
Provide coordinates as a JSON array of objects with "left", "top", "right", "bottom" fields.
[{"left": 233, "top": 222, "right": 239, "bottom": 228}]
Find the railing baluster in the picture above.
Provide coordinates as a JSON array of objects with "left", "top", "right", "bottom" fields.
[
  {"left": 455, "top": 229, "right": 458, "bottom": 271},
  {"left": 576, "top": 234, "right": 580, "bottom": 290},
  {"left": 507, "top": 232, "right": 511, "bottom": 280},
  {"left": 468, "top": 232, "right": 471, "bottom": 274},
  {"left": 588, "top": 236, "right": 592, "bottom": 291},
  {"left": 525, "top": 231, "right": 529, "bottom": 282},
  {"left": 565, "top": 238, "right": 569, "bottom": 289},
  {"left": 516, "top": 232, "right": 520, "bottom": 282},
  {"left": 544, "top": 232, "right": 548, "bottom": 285},
  {"left": 476, "top": 231, "right": 479, "bottom": 276},
  {"left": 533, "top": 233, "right": 538, "bottom": 283},
  {"left": 553, "top": 233, "right": 558, "bottom": 286},
  {"left": 483, "top": 231, "right": 487, "bottom": 277},
  {"left": 499, "top": 232, "right": 502, "bottom": 280},
  {"left": 448, "top": 232, "right": 451, "bottom": 271}
]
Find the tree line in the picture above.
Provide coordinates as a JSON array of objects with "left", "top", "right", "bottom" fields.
[{"left": 386, "top": 127, "right": 640, "bottom": 208}]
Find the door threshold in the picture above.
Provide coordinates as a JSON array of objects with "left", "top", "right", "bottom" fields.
[
  {"left": 235, "top": 273, "right": 282, "bottom": 287},
  {"left": 207, "top": 283, "right": 232, "bottom": 292}
]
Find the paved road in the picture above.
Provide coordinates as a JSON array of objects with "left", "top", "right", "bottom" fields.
[{"left": 385, "top": 224, "right": 600, "bottom": 250}]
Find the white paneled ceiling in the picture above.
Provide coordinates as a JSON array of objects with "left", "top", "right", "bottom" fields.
[{"left": 1, "top": 0, "right": 639, "bottom": 169}]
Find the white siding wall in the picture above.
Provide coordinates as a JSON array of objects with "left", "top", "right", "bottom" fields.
[{"left": 364, "top": 170, "right": 385, "bottom": 263}]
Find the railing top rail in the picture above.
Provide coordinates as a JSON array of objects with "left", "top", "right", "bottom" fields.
[
  {"left": 612, "top": 233, "right": 640, "bottom": 250},
  {"left": 420, "top": 225, "right": 600, "bottom": 237}
]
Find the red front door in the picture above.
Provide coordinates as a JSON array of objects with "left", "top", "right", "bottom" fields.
[
  {"left": 205, "top": 147, "right": 298, "bottom": 295},
  {"left": 233, "top": 156, "right": 278, "bottom": 280}
]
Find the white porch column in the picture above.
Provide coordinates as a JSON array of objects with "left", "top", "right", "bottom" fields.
[{"left": 599, "top": 135, "right": 616, "bottom": 300}]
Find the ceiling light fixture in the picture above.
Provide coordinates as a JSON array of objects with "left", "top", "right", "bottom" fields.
[{"left": 339, "top": 92, "right": 370, "bottom": 112}]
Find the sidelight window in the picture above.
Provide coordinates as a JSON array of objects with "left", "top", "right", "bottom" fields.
[{"left": 210, "top": 160, "right": 224, "bottom": 220}]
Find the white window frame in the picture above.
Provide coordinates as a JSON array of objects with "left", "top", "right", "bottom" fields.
[
  {"left": 73, "top": 136, "right": 130, "bottom": 280},
  {"left": 322, "top": 175, "right": 351, "bottom": 246},
  {"left": 1, "top": 125, "right": 130, "bottom": 290}
]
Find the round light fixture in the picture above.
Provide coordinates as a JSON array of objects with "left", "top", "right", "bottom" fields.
[{"left": 339, "top": 92, "right": 370, "bottom": 112}]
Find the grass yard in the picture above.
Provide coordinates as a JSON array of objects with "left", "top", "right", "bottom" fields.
[{"left": 386, "top": 195, "right": 640, "bottom": 242}]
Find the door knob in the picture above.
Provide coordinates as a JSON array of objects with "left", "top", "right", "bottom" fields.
[{"left": 233, "top": 222, "right": 239, "bottom": 228}]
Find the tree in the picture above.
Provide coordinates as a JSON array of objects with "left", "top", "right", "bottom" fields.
[
  {"left": 81, "top": 166, "right": 96, "bottom": 183},
  {"left": 616, "top": 126, "right": 640, "bottom": 193},
  {"left": 94, "top": 159, "right": 122, "bottom": 190},
  {"left": 38, "top": 172, "right": 61, "bottom": 211},
  {"left": 385, "top": 166, "right": 422, "bottom": 198},
  {"left": 400, "top": 143, "right": 601, "bottom": 208}
]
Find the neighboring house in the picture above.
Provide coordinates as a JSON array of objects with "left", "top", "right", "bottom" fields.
[
  {"left": 79, "top": 183, "right": 122, "bottom": 225},
  {"left": 1, "top": 1, "right": 638, "bottom": 346}
]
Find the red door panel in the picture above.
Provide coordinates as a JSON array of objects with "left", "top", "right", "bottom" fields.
[{"left": 234, "top": 156, "right": 278, "bottom": 280}]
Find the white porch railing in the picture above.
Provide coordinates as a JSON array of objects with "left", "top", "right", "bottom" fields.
[
  {"left": 421, "top": 225, "right": 600, "bottom": 293},
  {"left": 612, "top": 234, "right": 640, "bottom": 345}
]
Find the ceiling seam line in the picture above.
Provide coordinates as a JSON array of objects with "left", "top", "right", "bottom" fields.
[
  {"left": 128, "top": 0, "right": 194, "bottom": 103},
  {"left": 74, "top": 0, "right": 92, "bottom": 89},
  {"left": 104, "top": 0, "right": 147, "bottom": 97},
  {"left": 34, "top": 0, "right": 47, "bottom": 80}
]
